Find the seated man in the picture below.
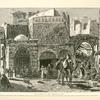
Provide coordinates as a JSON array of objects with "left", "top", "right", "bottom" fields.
[{"left": 1, "top": 74, "right": 11, "bottom": 89}]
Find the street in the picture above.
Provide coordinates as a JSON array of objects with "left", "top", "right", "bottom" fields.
[{"left": 0, "top": 78, "right": 99, "bottom": 92}]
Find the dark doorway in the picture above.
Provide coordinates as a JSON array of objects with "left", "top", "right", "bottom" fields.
[
  {"left": 40, "top": 51, "right": 57, "bottom": 67},
  {"left": 40, "top": 51, "right": 57, "bottom": 79}
]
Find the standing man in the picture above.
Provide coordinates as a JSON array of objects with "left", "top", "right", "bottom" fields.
[
  {"left": 62, "top": 55, "right": 73, "bottom": 86},
  {"left": 55, "top": 58, "right": 63, "bottom": 83},
  {"left": 41, "top": 65, "right": 44, "bottom": 79},
  {"left": 41, "top": 65, "right": 47, "bottom": 79},
  {"left": 80, "top": 62, "right": 85, "bottom": 79}
]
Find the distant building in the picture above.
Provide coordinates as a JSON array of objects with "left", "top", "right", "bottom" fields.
[
  {"left": 12, "top": 11, "right": 27, "bottom": 25},
  {"left": 0, "top": 9, "right": 74, "bottom": 78},
  {"left": 0, "top": 9, "right": 99, "bottom": 78},
  {"left": 70, "top": 17, "right": 99, "bottom": 36}
]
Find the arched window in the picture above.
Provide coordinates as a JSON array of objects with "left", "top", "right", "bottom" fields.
[{"left": 83, "top": 23, "right": 88, "bottom": 30}]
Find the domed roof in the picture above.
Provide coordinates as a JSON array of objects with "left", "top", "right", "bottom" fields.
[{"left": 14, "top": 34, "right": 28, "bottom": 41}]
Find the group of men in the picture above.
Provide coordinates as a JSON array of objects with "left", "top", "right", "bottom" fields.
[
  {"left": 55, "top": 55, "right": 74, "bottom": 86},
  {"left": 40, "top": 54, "right": 74, "bottom": 86}
]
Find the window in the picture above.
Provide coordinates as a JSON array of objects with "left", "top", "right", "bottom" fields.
[
  {"left": 74, "top": 20, "right": 81, "bottom": 30},
  {"left": 83, "top": 23, "right": 88, "bottom": 30}
]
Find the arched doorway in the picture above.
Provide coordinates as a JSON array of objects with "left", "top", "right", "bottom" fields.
[
  {"left": 40, "top": 51, "right": 57, "bottom": 67},
  {"left": 14, "top": 47, "right": 31, "bottom": 78},
  {"left": 75, "top": 42, "right": 93, "bottom": 79},
  {"left": 39, "top": 51, "right": 57, "bottom": 78},
  {"left": 69, "top": 34, "right": 98, "bottom": 79},
  {"left": 76, "top": 42, "right": 93, "bottom": 64}
]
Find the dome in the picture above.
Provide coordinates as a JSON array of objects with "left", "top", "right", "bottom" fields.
[{"left": 14, "top": 34, "right": 28, "bottom": 41}]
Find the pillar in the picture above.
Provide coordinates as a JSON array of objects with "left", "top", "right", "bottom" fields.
[
  {"left": 29, "top": 45, "right": 38, "bottom": 77},
  {"left": 9, "top": 46, "right": 15, "bottom": 78},
  {"left": 6, "top": 45, "right": 9, "bottom": 69}
]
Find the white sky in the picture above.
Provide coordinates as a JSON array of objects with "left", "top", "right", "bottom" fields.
[{"left": 0, "top": 8, "right": 99, "bottom": 25}]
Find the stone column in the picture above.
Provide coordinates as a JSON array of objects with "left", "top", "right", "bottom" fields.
[
  {"left": 37, "top": 58, "right": 40, "bottom": 71},
  {"left": 6, "top": 45, "right": 9, "bottom": 69},
  {"left": 29, "top": 44, "right": 38, "bottom": 77},
  {"left": 0, "top": 44, "right": 4, "bottom": 74},
  {"left": 9, "top": 46, "right": 15, "bottom": 78}
]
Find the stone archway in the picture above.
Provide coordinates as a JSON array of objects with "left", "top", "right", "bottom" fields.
[
  {"left": 14, "top": 47, "right": 31, "bottom": 78},
  {"left": 39, "top": 50, "right": 57, "bottom": 79},
  {"left": 39, "top": 50, "right": 57, "bottom": 67},
  {"left": 76, "top": 42, "right": 93, "bottom": 61},
  {"left": 75, "top": 42, "right": 94, "bottom": 79},
  {"left": 69, "top": 34, "right": 98, "bottom": 79},
  {"left": 70, "top": 34, "right": 98, "bottom": 63}
]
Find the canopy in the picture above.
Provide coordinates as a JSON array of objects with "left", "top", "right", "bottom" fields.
[{"left": 14, "top": 34, "right": 28, "bottom": 41}]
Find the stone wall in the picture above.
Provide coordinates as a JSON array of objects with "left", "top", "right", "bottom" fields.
[
  {"left": 31, "top": 22, "right": 69, "bottom": 44},
  {"left": 7, "top": 24, "right": 29, "bottom": 39},
  {"left": 38, "top": 44, "right": 74, "bottom": 62},
  {"left": 90, "top": 20, "right": 99, "bottom": 37},
  {"left": 8, "top": 39, "right": 38, "bottom": 77}
]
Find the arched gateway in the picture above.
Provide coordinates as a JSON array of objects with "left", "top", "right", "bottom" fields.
[
  {"left": 14, "top": 47, "right": 31, "bottom": 78},
  {"left": 39, "top": 50, "right": 57, "bottom": 67},
  {"left": 69, "top": 34, "right": 98, "bottom": 79}
]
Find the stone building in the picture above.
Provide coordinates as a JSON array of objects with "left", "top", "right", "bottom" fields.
[
  {"left": 0, "top": 9, "right": 99, "bottom": 78},
  {"left": 0, "top": 9, "right": 75, "bottom": 78},
  {"left": 70, "top": 16, "right": 99, "bottom": 36},
  {"left": 12, "top": 11, "right": 27, "bottom": 25}
]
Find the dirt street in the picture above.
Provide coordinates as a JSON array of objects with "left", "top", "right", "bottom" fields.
[{"left": 0, "top": 79, "right": 95, "bottom": 92}]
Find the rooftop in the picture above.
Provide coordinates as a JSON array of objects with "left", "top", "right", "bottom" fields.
[
  {"left": 29, "top": 9, "right": 60, "bottom": 20},
  {"left": 12, "top": 11, "right": 26, "bottom": 16}
]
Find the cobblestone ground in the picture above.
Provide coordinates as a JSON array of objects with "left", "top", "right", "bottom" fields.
[{"left": 0, "top": 78, "right": 96, "bottom": 92}]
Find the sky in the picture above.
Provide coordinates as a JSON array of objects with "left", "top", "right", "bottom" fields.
[{"left": 0, "top": 8, "right": 99, "bottom": 25}]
